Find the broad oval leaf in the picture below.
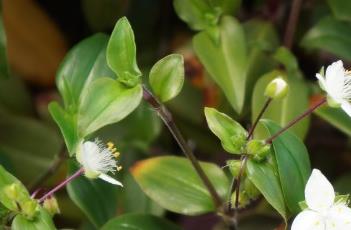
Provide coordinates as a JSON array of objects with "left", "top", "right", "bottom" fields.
[
  {"left": 246, "top": 160, "right": 287, "bottom": 220},
  {"left": 12, "top": 207, "right": 55, "bottom": 230},
  {"left": 101, "top": 214, "right": 180, "bottom": 230},
  {"left": 301, "top": 16, "right": 351, "bottom": 61},
  {"left": 57, "top": 33, "right": 113, "bottom": 111},
  {"left": 66, "top": 161, "right": 118, "bottom": 228},
  {"left": 48, "top": 102, "right": 79, "bottom": 155},
  {"left": 149, "top": 54, "right": 184, "bottom": 102},
  {"left": 326, "top": 0, "right": 351, "bottom": 21},
  {"left": 78, "top": 77, "right": 142, "bottom": 137},
  {"left": 261, "top": 119, "right": 311, "bottom": 214},
  {"left": 251, "top": 70, "right": 309, "bottom": 139},
  {"left": 204, "top": 107, "right": 247, "bottom": 154},
  {"left": 193, "top": 16, "right": 247, "bottom": 113},
  {"left": 107, "top": 17, "right": 141, "bottom": 87},
  {"left": 131, "top": 156, "right": 229, "bottom": 215},
  {"left": 173, "top": 0, "right": 222, "bottom": 31}
]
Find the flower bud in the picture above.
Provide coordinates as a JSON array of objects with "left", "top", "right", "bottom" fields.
[
  {"left": 229, "top": 132, "right": 247, "bottom": 153},
  {"left": 264, "top": 77, "right": 289, "bottom": 99},
  {"left": 21, "top": 199, "right": 38, "bottom": 219},
  {"left": 231, "top": 190, "right": 250, "bottom": 208},
  {"left": 246, "top": 140, "right": 271, "bottom": 162},
  {"left": 43, "top": 196, "right": 60, "bottom": 216},
  {"left": 226, "top": 160, "right": 242, "bottom": 177},
  {"left": 243, "top": 179, "right": 260, "bottom": 199},
  {"left": 3, "top": 183, "right": 21, "bottom": 201}
]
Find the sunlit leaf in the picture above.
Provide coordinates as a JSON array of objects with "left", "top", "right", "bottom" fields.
[
  {"left": 107, "top": 17, "right": 141, "bottom": 87},
  {"left": 194, "top": 16, "right": 247, "bottom": 113},
  {"left": 78, "top": 78, "right": 142, "bottom": 136},
  {"left": 149, "top": 54, "right": 184, "bottom": 102},
  {"left": 131, "top": 156, "right": 229, "bottom": 215},
  {"left": 204, "top": 107, "right": 247, "bottom": 154}
]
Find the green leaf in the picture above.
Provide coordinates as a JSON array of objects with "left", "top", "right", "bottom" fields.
[
  {"left": 107, "top": 17, "right": 141, "bottom": 87},
  {"left": 0, "top": 165, "right": 30, "bottom": 211},
  {"left": 261, "top": 119, "right": 311, "bottom": 214},
  {"left": 251, "top": 70, "right": 309, "bottom": 139},
  {"left": 273, "top": 47, "right": 298, "bottom": 74},
  {"left": 246, "top": 160, "right": 287, "bottom": 220},
  {"left": 326, "top": 0, "right": 351, "bottom": 21},
  {"left": 301, "top": 16, "right": 351, "bottom": 61},
  {"left": 204, "top": 107, "right": 247, "bottom": 154},
  {"left": 48, "top": 102, "right": 79, "bottom": 155},
  {"left": 95, "top": 101, "right": 162, "bottom": 151},
  {"left": 78, "top": 77, "right": 142, "bottom": 137},
  {"left": 193, "top": 16, "right": 248, "bottom": 113},
  {"left": 221, "top": 0, "right": 241, "bottom": 14},
  {"left": 0, "top": 2, "right": 9, "bottom": 79},
  {"left": 173, "top": 0, "right": 222, "bottom": 31},
  {"left": 243, "top": 20, "right": 279, "bottom": 101},
  {"left": 66, "top": 161, "right": 118, "bottom": 228},
  {"left": 0, "top": 109, "right": 62, "bottom": 183},
  {"left": 314, "top": 105, "right": 351, "bottom": 136},
  {"left": 131, "top": 156, "right": 229, "bottom": 215},
  {"left": 12, "top": 207, "right": 56, "bottom": 230},
  {"left": 57, "top": 34, "right": 113, "bottom": 111},
  {"left": 149, "top": 54, "right": 184, "bottom": 102},
  {"left": 101, "top": 214, "right": 180, "bottom": 230},
  {"left": 122, "top": 173, "right": 164, "bottom": 215}
]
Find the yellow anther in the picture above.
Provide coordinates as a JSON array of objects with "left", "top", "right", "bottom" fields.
[
  {"left": 113, "top": 151, "right": 120, "bottom": 158},
  {"left": 107, "top": 142, "right": 114, "bottom": 150},
  {"left": 117, "top": 166, "right": 123, "bottom": 171},
  {"left": 111, "top": 147, "right": 117, "bottom": 153}
]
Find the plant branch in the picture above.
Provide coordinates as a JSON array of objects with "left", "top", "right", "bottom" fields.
[
  {"left": 247, "top": 97, "right": 273, "bottom": 140},
  {"left": 29, "top": 149, "right": 67, "bottom": 192},
  {"left": 38, "top": 168, "right": 84, "bottom": 203},
  {"left": 283, "top": 0, "right": 303, "bottom": 49},
  {"left": 142, "top": 85, "right": 223, "bottom": 209},
  {"left": 266, "top": 97, "right": 326, "bottom": 144}
]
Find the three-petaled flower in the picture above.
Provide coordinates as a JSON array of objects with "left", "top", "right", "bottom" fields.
[
  {"left": 316, "top": 60, "right": 351, "bottom": 117},
  {"left": 76, "top": 139, "right": 123, "bottom": 186},
  {"left": 292, "top": 169, "right": 351, "bottom": 230}
]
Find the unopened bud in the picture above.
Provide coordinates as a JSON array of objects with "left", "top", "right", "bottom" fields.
[
  {"left": 264, "top": 77, "right": 289, "bottom": 99},
  {"left": 21, "top": 199, "right": 38, "bottom": 219},
  {"left": 246, "top": 140, "right": 271, "bottom": 162},
  {"left": 229, "top": 133, "right": 247, "bottom": 153},
  {"left": 226, "top": 160, "right": 242, "bottom": 177},
  {"left": 231, "top": 190, "right": 250, "bottom": 208},
  {"left": 3, "top": 183, "right": 21, "bottom": 201},
  {"left": 243, "top": 179, "right": 260, "bottom": 199},
  {"left": 43, "top": 196, "right": 60, "bottom": 216}
]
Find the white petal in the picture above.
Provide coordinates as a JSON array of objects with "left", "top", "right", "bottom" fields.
[
  {"left": 99, "top": 174, "right": 123, "bottom": 187},
  {"left": 291, "top": 210, "right": 325, "bottom": 230},
  {"left": 341, "top": 101, "right": 351, "bottom": 117},
  {"left": 305, "top": 169, "right": 335, "bottom": 212},
  {"left": 326, "top": 204, "right": 351, "bottom": 230},
  {"left": 316, "top": 73, "right": 326, "bottom": 91},
  {"left": 325, "top": 60, "right": 345, "bottom": 101}
]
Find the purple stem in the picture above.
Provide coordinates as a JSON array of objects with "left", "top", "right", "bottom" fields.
[{"left": 38, "top": 168, "right": 84, "bottom": 203}]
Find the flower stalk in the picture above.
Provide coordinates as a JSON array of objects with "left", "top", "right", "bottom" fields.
[
  {"left": 265, "top": 97, "right": 327, "bottom": 144},
  {"left": 38, "top": 168, "right": 84, "bottom": 203}
]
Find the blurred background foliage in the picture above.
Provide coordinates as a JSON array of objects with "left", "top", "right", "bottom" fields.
[{"left": 1, "top": 0, "right": 351, "bottom": 229}]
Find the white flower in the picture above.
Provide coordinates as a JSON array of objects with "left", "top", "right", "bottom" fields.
[
  {"left": 76, "top": 139, "right": 123, "bottom": 186},
  {"left": 291, "top": 169, "right": 351, "bottom": 230},
  {"left": 316, "top": 60, "right": 351, "bottom": 116}
]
